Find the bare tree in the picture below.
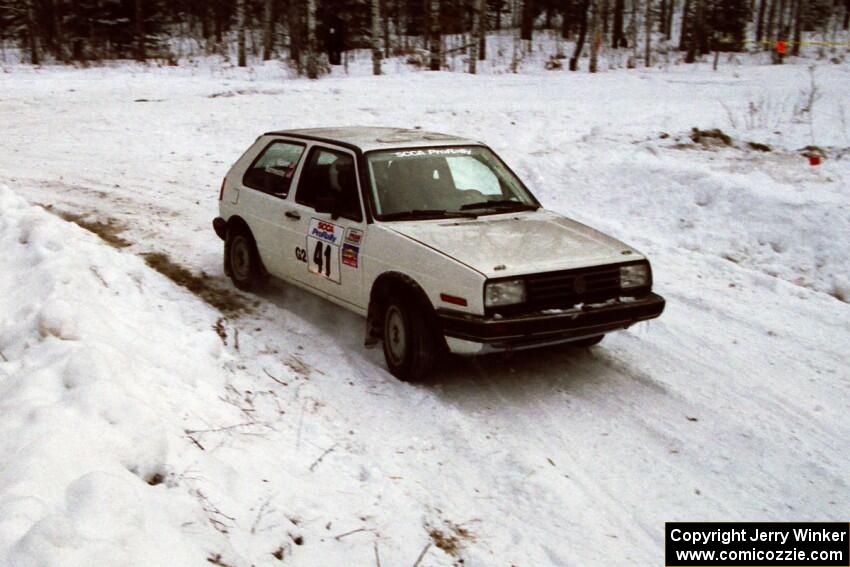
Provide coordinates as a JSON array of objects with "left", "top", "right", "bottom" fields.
[
  {"left": 469, "top": 0, "right": 484, "bottom": 73},
  {"left": 685, "top": 0, "right": 703, "bottom": 62},
  {"left": 776, "top": 0, "right": 787, "bottom": 41},
  {"left": 765, "top": 0, "right": 777, "bottom": 47},
  {"left": 372, "top": 0, "right": 383, "bottom": 74},
  {"left": 262, "top": 0, "right": 274, "bottom": 60},
  {"left": 422, "top": 0, "right": 430, "bottom": 50},
  {"left": 679, "top": 0, "right": 691, "bottom": 50},
  {"left": 664, "top": 0, "right": 674, "bottom": 39},
  {"left": 629, "top": 0, "right": 638, "bottom": 65},
  {"left": 520, "top": 0, "right": 534, "bottom": 40},
  {"left": 644, "top": 0, "right": 652, "bottom": 66},
  {"left": 570, "top": 0, "right": 590, "bottom": 70},
  {"left": 612, "top": 0, "right": 625, "bottom": 47},
  {"left": 25, "top": 0, "right": 41, "bottom": 64},
  {"left": 478, "top": 0, "right": 487, "bottom": 60},
  {"left": 237, "top": 0, "right": 247, "bottom": 66},
  {"left": 52, "top": 0, "right": 70, "bottom": 62},
  {"left": 134, "top": 0, "right": 145, "bottom": 61},
  {"left": 288, "top": 0, "right": 303, "bottom": 65},
  {"left": 791, "top": 0, "right": 803, "bottom": 55},
  {"left": 601, "top": 0, "right": 609, "bottom": 36},
  {"left": 562, "top": 0, "right": 575, "bottom": 38},
  {"left": 306, "top": 0, "right": 318, "bottom": 78},
  {"left": 659, "top": 0, "right": 666, "bottom": 37},
  {"left": 755, "top": 0, "right": 767, "bottom": 42},
  {"left": 383, "top": 0, "right": 390, "bottom": 58},
  {"left": 589, "top": 0, "right": 600, "bottom": 71},
  {"left": 429, "top": 0, "right": 441, "bottom": 70}
]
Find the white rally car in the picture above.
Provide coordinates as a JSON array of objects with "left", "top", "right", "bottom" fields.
[{"left": 213, "top": 127, "right": 665, "bottom": 381}]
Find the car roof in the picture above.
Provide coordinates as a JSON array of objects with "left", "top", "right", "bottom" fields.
[{"left": 263, "top": 126, "right": 483, "bottom": 152}]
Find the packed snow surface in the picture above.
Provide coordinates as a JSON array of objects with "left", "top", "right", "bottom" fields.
[{"left": 0, "top": 57, "right": 848, "bottom": 566}]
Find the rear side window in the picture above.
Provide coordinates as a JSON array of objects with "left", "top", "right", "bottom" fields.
[
  {"left": 296, "top": 147, "right": 362, "bottom": 221},
  {"left": 242, "top": 141, "right": 305, "bottom": 197}
]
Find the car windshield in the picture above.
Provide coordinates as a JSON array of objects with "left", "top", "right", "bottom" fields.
[{"left": 366, "top": 146, "right": 539, "bottom": 220}]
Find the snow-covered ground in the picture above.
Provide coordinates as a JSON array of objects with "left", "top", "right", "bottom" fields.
[{"left": 0, "top": 57, "right": 848, "bottom": 566}]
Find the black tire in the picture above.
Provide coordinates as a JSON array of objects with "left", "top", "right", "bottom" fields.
[
  {"left": 569, "top": 335, "right": 605, "bottom": 348},
  {"left": 225, "top": 226, "right": 264, "bottom": 292},
  {"left": 382, "top": 294, "right": 440, "bottom": 382}
]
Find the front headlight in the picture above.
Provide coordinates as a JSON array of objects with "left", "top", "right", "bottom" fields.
[
  {"left": 485, "top": 280, "right": 526, "bottom": 307},
  {"left": 620, "top": 264, "right": 650, "bottom": 289}
]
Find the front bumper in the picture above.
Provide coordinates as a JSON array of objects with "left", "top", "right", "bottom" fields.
[{"left": 438, "top": 293, "right": 665, "bottom": 354}]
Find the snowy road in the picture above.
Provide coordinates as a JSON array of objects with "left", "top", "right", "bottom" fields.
[{"left": 1, "top": 62, "right": 848, "bottom": 566}]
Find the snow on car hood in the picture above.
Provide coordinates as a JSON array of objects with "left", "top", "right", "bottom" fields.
[{"left": 386, "top": 209, "right": 640, "bottom": 278}]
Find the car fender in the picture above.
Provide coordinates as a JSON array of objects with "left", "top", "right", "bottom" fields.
[{"left": 362, "top": 225, "right": 485, "bottom": 345}]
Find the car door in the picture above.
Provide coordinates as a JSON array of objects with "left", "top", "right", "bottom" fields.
[
  {"left": 279, "top": 144, "right": 367, "bottom": 310},
  {"left": 236, "top": 138, "right": 307, "bottom": 278}
]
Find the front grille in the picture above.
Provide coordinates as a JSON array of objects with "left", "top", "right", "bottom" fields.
[{"left": 525, "top": 264, "right": 623, "bottom": 310}]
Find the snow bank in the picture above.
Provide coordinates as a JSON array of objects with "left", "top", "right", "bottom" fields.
[
  {"left": 525, "top": 135, "right": 850, "bottom": 302},
  {"left": 0, "top": 185, "right": 236, "bottom": 566}
]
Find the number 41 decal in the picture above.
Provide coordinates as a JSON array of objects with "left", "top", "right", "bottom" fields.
[
  {"left": 306, "top": 218, "right": 342, "bottom": 284},
  {"left": 313, "top": 241, "right": 332, "bottom": 277}
]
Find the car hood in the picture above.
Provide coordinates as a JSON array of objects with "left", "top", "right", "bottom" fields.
[{"left": 385, "top": 210, "right": 641, "bottom": 278}]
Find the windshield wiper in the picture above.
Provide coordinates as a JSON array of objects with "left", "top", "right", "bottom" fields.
[
  {"left": 459, "top": 200, "right": 539, "bottom": 212},
  {"left": 380, "top": 209, "right": 479, "bottom": 221}
]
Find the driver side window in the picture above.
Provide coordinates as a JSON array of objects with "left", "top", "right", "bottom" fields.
[{"left": 296, "top": 147, "right": 362, "bottom": 221}]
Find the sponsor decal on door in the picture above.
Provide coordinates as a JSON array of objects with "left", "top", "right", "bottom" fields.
[
  {"left": 342, "top": 243, "right": 359, "bottom": 268},
  {"left": 344, "top": 228, "right": 363, "bottom": 245},
  {"left": 306, "top": 218, "right": 342, "bottom": 283},
  {"left": 309, "top": 218, "right": 344, "bottom": 244}
]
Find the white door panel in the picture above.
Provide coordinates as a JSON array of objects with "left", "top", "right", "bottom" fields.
[
  {"left": 278, "top": 143, "right": 367, "bottom": 310},
  {"left": 282, "top": 209, "right": 366, "bottom": 308}
]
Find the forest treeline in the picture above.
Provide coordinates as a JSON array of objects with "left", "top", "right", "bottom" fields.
[{"left": 1, "top": 0, "right": 847, "bottom": 75}]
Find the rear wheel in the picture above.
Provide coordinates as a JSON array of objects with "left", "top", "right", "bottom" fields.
[
  {"left": 225, "top": 227, "right": 264, "bottom": 291},
  {"left": 382, "top": 295, "right": 439, "bottom": 382},
  {"left": 570, "top": 335, "right": 605, "bottom": 348}
]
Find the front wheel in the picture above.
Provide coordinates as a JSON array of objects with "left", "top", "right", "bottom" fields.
[{"left": 382, "top": 297, "right": 439, "bottom": 382}]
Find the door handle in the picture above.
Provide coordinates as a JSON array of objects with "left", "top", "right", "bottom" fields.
[{"left": 285, "top": 211, "right": 301, "bottom": 220}]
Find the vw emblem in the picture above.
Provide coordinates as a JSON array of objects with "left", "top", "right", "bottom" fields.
[{"left": 573, "top": 275, "right": 587, "bottom": 294}]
